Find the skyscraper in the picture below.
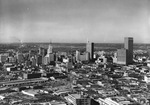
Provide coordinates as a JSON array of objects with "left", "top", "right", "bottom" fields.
[
  {"left": 75, "top": 50, "right": 80, "bottom": 62},
  {"left": 86, "top": 41, "right": 94, "bottom": 60},
  {"left": 47, "top": 43, "right": 53, "bottom": 54},
  {"left": 116, "top": 37, "right": 133, "bottom": 65},
  {"left": 39, "top": 47, "right": 47, "bottom": 56},
  {"left": 124, "top": 37, "right": 133, "bottom": 64}
]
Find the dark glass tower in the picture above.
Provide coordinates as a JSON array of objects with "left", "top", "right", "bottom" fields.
[
  {"left": 124, "top": 37, "right": 133, "bottom": 65},
  {"left": 86, "top": 41, "right": 94, "bottom": 60}
]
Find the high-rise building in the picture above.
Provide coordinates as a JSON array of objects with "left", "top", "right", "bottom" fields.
[
  {"left": 43, "top": 53, "right": 55, "bottom": 65},
  {"left": 124, "top": 37, "right": 133, "bottom": 64},
  {"left": 80, "top": 54, "right": 86, "bottom": 61},
  {"left": 85, "top": 52, "right": 90, "bottom": 61},
  {"left": 86, "top": 41, "right": 94, "bottom": 60},
  {"left": 79, "top": 52, "right": 90, "bottom": 62},
  {"left": 47, "top": 43, "right": 53, "bottom": 54},
  {"left": 116, "top": 37, "right": 133, "bottom": 65},
  {"left": 39, "top": 47, "right": 47, "bottom": 56},
  {"left": 117, "top": 48, "right": 127, "bottom": 65},
  {"left": 76, "top": 50, "right": 80, "bottom": 62}
]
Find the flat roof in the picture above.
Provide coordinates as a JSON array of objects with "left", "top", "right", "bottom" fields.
[
  {"left": 0, "top": 78, "right": 48, "bottom": 85},
  {"left": 22, "top": 89, "right": 40, "bottom": 95},
  {"left": 71, "top": 94, "right": 81, "bottom": 99}
]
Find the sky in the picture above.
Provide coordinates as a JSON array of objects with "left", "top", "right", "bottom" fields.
[{"left": 0, "top": 0, "right": 149, "bottom": 43}]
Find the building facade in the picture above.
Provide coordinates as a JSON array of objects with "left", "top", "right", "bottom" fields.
[
  {"left": 124, "top": 37, "right": 133, "bottom": 65},
  {"left": 116, "top": 37, "right": 133, "bottom": 65},
  {"left": 65, "top": 94, "right": 91, "bottom": 105},
  {"left": 86, "top": 41, "right": 94, "bottom": 60},
  {"left": 47, "top": 43, "right": 53, "bottom": 54},
  {"left": 76, "top": 50, "right": 80, "bottom": 62},
  {"left": 39, "top": 47, "right": 47, "bottom": 57},
  {"left": 117, "top": 49, "right": 127, "bottom": 65}
]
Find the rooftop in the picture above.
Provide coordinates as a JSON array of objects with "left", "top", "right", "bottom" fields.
[
  {"left": 0, "top": 77, "right": 48, "bottom": 86},
  {"left": 71, "top": 94, "right": 81, "bottom": 99}
]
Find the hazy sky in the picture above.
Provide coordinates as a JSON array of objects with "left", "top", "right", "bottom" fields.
[{"left": 0, "top": 0, "right": 149, "bottom": 43}]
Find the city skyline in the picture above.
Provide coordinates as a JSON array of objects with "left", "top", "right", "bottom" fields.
[{"left": 0, "top": 0, "right": 150, "bottom": 43}]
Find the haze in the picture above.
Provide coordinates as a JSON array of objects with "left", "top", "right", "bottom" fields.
[{"left": 0, "top": 0, "right": 149, "bottom": 43}]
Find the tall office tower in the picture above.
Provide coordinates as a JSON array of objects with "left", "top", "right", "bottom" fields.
[
  {"left": 124, "top": 37, "right": 133, "bottom": 64},
  {"left": 85, "top": 52, "right": 90, "bottom": 61},
  {"left": 47, "top": 43, "right": 53, "bottom": 54},
  {"left": 86, "top": 41, "right": 94, "bottom": 60},
  {"left": 75, "top": 50, "right": 80, "bottom": 62}
]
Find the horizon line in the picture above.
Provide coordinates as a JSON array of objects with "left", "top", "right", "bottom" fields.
[{"left": 0, "top": 42, "right": 150, "bottom": 44}]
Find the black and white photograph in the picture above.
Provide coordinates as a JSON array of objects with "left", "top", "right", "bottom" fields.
[{"left": 0, "top": 0, "right": 150, "bottom": 105}]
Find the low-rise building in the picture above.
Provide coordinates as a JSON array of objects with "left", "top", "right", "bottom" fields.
[
  {"left": 22, "top": 89, "right": 48, "bottom": 97},
  {"left": 65, "top": 93, "right": 91, "bottom": 105}
]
